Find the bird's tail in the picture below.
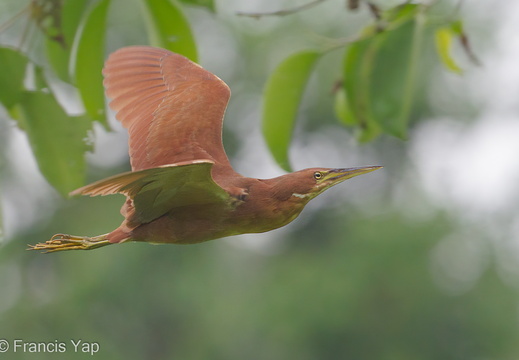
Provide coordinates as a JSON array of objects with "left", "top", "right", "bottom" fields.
[{"left": 28, "top": 233, "right": 113, "bottom": 253}]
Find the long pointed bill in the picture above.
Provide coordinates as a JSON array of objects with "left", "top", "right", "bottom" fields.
[{"left": 327, "top": 165, "right": 383, "bottom": 183}]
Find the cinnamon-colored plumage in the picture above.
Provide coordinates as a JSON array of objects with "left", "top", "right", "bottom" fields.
[{"left": 30, "top": 46, "right": 381, "bottom": 252}]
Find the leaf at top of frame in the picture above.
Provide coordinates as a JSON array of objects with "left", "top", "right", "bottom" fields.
[
  {"left": 141, "top": 0, "right": 198, "bottom": 62},
  {"left": 46, "top": 0, "right": 89, "bottom": 82},
  {"left": 262, "top": 50, "right": 321, "bottom": 172},
  {"left": 0, "top": 47, "right": 29, "bottom": 110},
  {"left": 73, "top": 0, "right": 111, "bottom": 128}
]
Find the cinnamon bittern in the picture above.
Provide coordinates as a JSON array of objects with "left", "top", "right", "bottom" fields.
[{"left": 30, "top": 46, "right": 381, "bottom": 253}]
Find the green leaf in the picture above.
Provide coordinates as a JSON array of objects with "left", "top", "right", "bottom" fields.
[
  {"left": 178, "top": 0, "right": 215, "bottom": 12},
  {"left": 449, "top": 19, "right": 463, "bottom": 35},
  {"left": 334, "top": 87, "right": 356, "bottom": 126},
  {"left": 435, "top": 27, "right": 463, "bottom": 74},
  {"left": 397, "top": 10, "right": 427, "bottom": 138},
  {"left": 33, "top": 65, "right": 48, "bottom": 91},
  {"left": 46, "top": 0, "right": 89, "bottom": 82},
  {"left": 141, "top": 0, "right": 198, "bottom": 62},
  {"left": 383, "top": 3, "right": 419, "bottom": 26},
  {"left": 73, "top": 0, "right": 110, "bottom": 127},
  {"left": 14, "top": 90, "right": 92, "bottom": 196},
  {"left": 0, "top": 47, "right": 28, "bottom": 110},
  {"left": 343, "top": 4, "right": 427, "bottom": 140},
  {"left": 0, "top": 199, "right": 3, "bottom": 245},
  {"left": 342, "top": 37, "right": 382, "bottom": 142},
  {"left": 262, "top": 50, "right": 321, "bottom": 171}
]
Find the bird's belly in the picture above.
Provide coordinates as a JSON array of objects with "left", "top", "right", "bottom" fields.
[
  {"left": 130, "top": 206, "right": 240, "bottom": 244},
  {"left": 129, "top": 202, "right": 305, "bottom": 245}
]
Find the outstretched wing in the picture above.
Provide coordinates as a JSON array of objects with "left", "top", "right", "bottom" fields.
[
  {"left": 71, "top": 160, "right": 232, "bottom": 223},
  {"left": 103, "top": 46, "right": 232, "bottom": 172}
]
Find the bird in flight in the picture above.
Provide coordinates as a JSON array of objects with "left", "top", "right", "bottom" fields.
[{"left": 30, "top": 46, "right": 381, "bottom": 253}]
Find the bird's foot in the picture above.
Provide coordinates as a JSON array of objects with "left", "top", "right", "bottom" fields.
[{"left": 28, "top": 233, "right": 112, "bottom": 253}]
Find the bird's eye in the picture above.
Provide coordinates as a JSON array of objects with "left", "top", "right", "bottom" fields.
[{"left": 313, "top": 171, "right": 323, "bottom": 180}]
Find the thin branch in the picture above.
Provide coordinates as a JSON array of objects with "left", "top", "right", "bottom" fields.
[
  {"left": 236, "top": 0, "right": 329, "bottom": 19},
  {"left": 0, "top": 4, "right": 30, "bottom": 34},
  {"left": 459, "top": 32, "right": 482, "bottom": 66},
  {"left": 366, "top": 2, "right": 381, "bottom": 20},
  {"left": 452, "top": 0, "right": 482, "bottom": 66},
  {"left": 19, "top": 11, "right": 34, "bottom": 50}
]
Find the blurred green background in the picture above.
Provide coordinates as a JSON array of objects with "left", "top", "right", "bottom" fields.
[{"left": 1, "top": 0, "right": 519, "bottom": 359}]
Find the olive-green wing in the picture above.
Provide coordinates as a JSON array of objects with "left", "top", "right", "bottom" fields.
[{"left": 71, "top": 160, "right": 232, "bottom": 223}]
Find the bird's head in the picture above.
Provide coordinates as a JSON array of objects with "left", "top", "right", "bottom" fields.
[{"left": 273, "top": 165, "right": 383, "bottom": 203}]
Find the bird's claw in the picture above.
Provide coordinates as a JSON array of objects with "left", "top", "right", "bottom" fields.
[{"left": 28, "top": 234, "right": 111, "bottom": 253}]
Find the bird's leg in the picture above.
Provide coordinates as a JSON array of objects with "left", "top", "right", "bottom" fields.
[{"left": 28, "top": 233, "right": 113, "bottom": 253}]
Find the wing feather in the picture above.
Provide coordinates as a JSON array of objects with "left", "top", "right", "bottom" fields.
[
  {"left": 103, "top": 46, "right": 232, "bottom": 172},
  {"left": 71, "top": 160, "right": 232, "bottom": 223}
]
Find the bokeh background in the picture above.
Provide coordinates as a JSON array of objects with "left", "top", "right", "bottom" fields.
[{"left": 1, "top": 0, "right": 519, "bottom": 359}]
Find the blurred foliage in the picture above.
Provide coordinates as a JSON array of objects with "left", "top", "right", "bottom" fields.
[
  {"left": 262, "top": 1, "right": 478, "bottom": 169},
  {"left": 0, "top": 0, "right": 477, "bottom": 190},
  {"left": 73, "top": 0, "right": 110, "bottom": 125},
  {"left": 1, "top": 0, "right": 518, "bottom": 360},
  {"left": 13, "top": 91, "right": 92, "bottom": 195},
  {"left": 141, "top": 0, "right": 198, "bottom": 62},
  {"left": 0, "top": 0, "right": 199, "bottom": 194},
  {"left": 1, "top": 207, "right": 518, "bottom": 359}
]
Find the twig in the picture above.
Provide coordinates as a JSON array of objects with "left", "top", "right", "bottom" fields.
[
  {"left": 459, "top": 32, "right": 482, "bottom": 66},
  {"left": 366, "top": 2, "right": 381, "bottom": 20},
  {"left": 0, "top": 4, "right": 30, "bottom": 33}
]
